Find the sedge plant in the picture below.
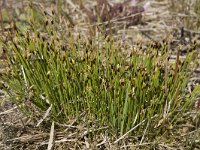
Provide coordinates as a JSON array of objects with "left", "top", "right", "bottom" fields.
[{"left": 1, "top": 7, "right": 200, "bottom": 142}]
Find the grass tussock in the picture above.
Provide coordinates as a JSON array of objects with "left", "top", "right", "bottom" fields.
[{"left": 1, "top": 5, "right": 200, "bottom": 144}]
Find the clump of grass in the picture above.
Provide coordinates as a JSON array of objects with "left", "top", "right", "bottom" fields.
[{"left": 1, "top": 7, "right": 200, "bottom": 142}]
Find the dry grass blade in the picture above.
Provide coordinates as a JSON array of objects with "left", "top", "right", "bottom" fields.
[
  {"left": 6, "top": 133, "right": 50, "bottom": 143},
  {"left": 114, "top": 119, "right": 146, "bottom": 144},
  {"left": 140, "top": 120, "right": 150, "bottom": 144},
  {"left": 158, "top": 144, "right": 176, "bottom": 150},
  {"left": 96, "top": 135, "right": 107, "bottom": 147},
  {"left": 40, "top": 138, "right": 77, "bottom": 146},
  {"left": 120, "top": 142, "right": 152, "bottom": 148},
  {"left": 36, "top": 104, "right": 52, "bottom": 127},
  {"left": 47, "top": 121, "right": 55, "bottom": 150},
  {"left": 84, "top": 136, "right": 90, "bottom": 149},
  {"left": 65, "top": 0, "right": 76, "bottom": 9},
  {"left": 0, "top": 106, "right": 17, "bottom": 115}
]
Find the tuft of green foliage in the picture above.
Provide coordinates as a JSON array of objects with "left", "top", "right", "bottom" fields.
[{"left": 1, "top": 8, "right": 200, "bottom": 141}]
